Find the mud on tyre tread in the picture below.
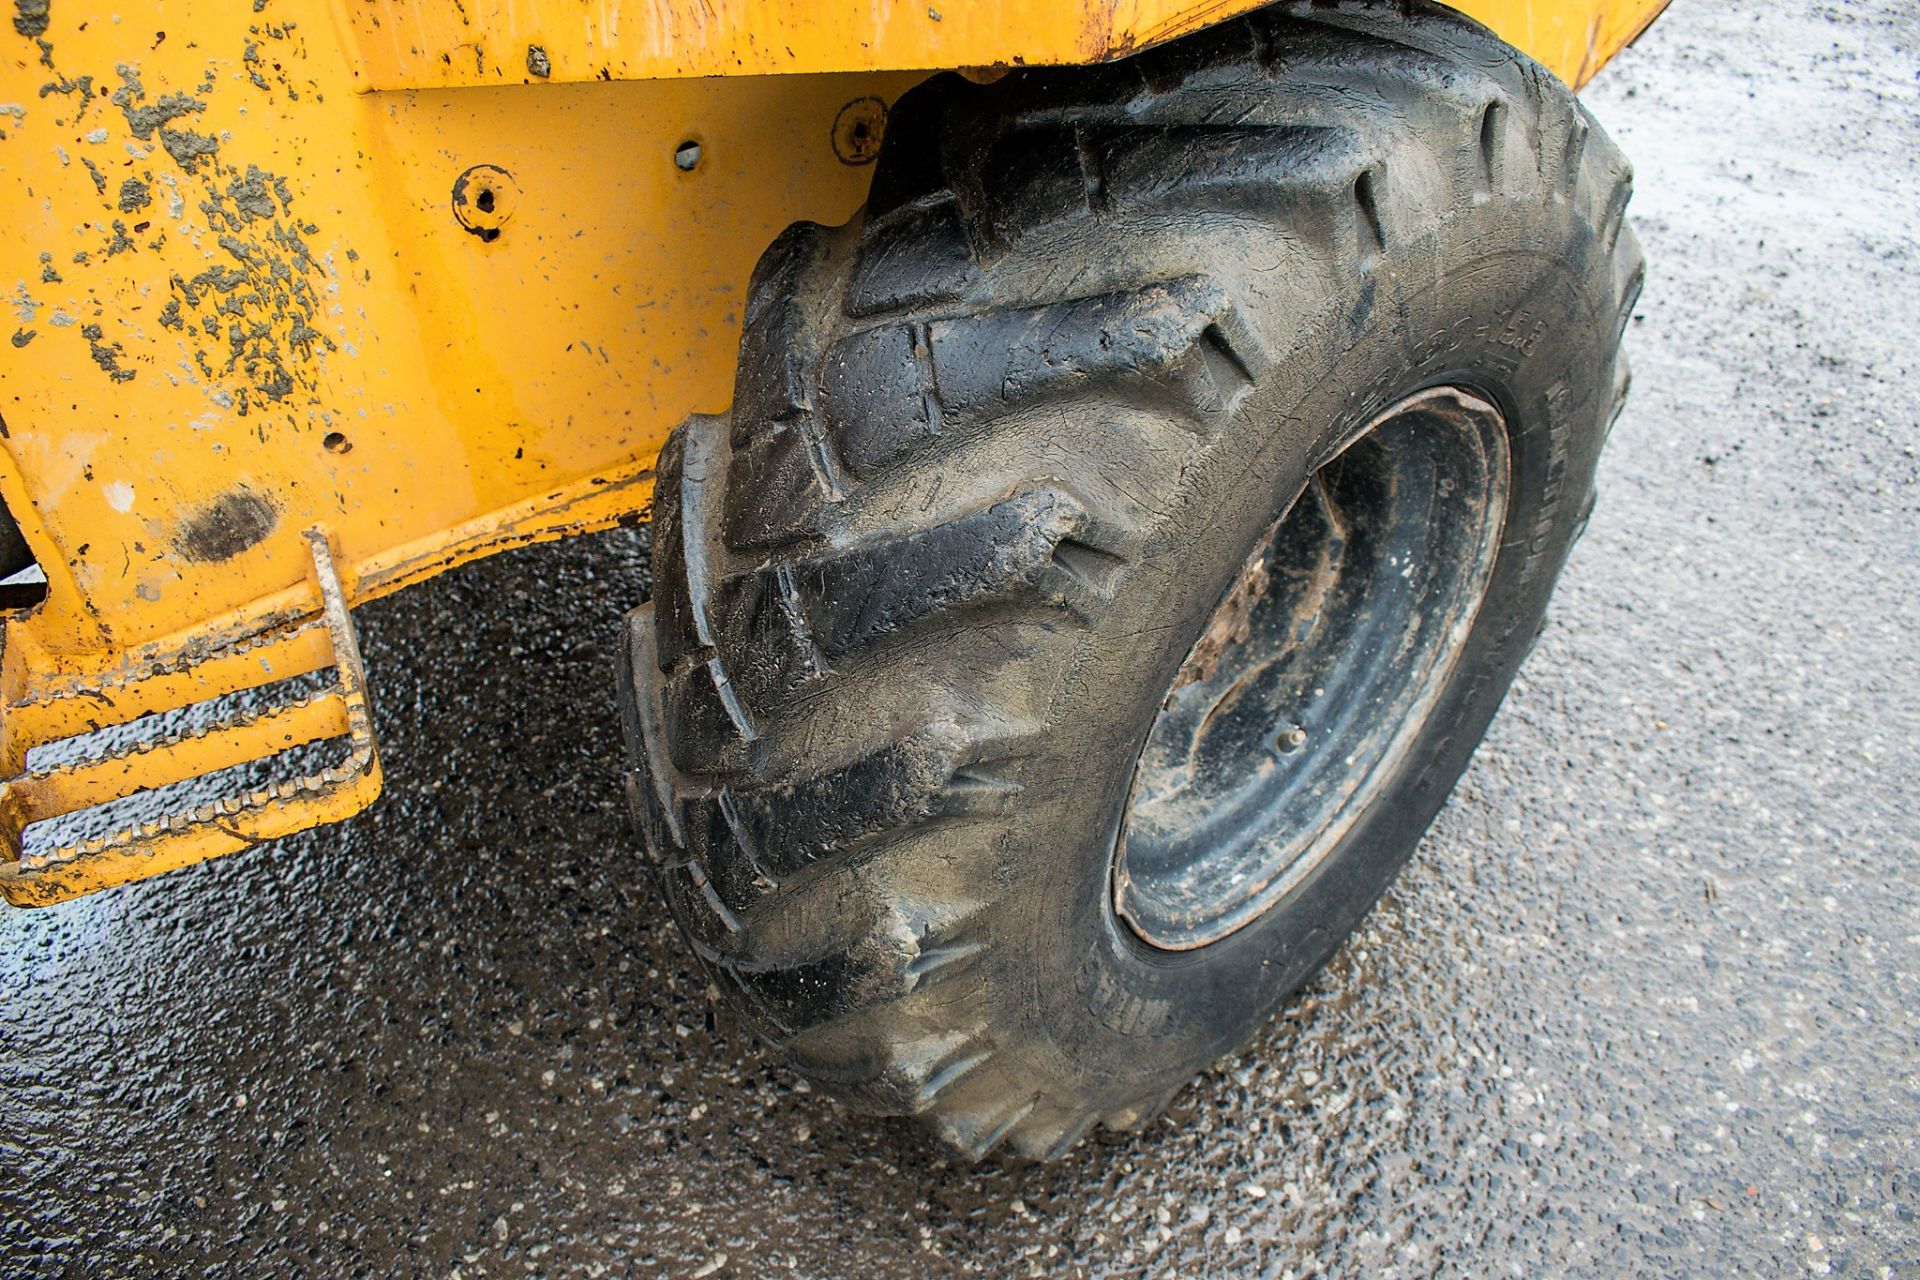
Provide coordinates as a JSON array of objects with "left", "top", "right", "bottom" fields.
[{"left": 620, "top": 0, "right": 1640, "bottom": 1159}]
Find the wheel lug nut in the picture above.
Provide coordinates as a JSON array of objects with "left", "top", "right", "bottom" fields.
[{"left": 1277, "top": 725, "right": 1307, "bottom": 752}]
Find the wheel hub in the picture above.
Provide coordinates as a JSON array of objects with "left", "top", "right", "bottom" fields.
[{"left": 1113, "top": 386, "right": 1512, "bottom": 951}]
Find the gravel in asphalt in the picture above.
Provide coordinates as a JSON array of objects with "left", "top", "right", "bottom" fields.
[{"left": 4, "top": 1, "right": 1918, "bottom": 1275}]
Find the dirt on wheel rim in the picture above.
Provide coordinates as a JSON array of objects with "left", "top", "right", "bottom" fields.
[{"left": 1115, "top": 387, "right": 1512, "bottom": 952}]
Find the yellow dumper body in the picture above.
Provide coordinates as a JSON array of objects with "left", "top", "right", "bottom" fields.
[{"left": 0, "top": 0, "right": 1665, "bottom": 904}]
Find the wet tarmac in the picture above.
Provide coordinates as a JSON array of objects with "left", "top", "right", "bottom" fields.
[{"left": 5, "top": 1, "right": 1919, "bottom": 1275}]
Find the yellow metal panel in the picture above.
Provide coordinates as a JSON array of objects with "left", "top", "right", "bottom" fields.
[
  {"left": 0, "top": 0, "right": 1660, "bottom": 681},
  {"left": 341, "top": 0, "right": 1272, "bottom": 90},
  {"left": 2, "top": 3, "right": 917, "bottom": 674},
  {"left": 1453, "top": 0, "right": 1670, "bottom": 88},
  {"left": 341, "top": 0, "right": 1666, "bottom": 91}
]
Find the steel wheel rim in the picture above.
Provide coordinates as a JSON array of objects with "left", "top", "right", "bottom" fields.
[{"left": 1113, "top": 386, "right": 1513, "bottom": 951}]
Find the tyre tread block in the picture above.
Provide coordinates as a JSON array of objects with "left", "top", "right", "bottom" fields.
[
  {"left": 721, "top": 420, "right": 836, "bottom": 552},
  {"left": 821, "top": 277, "right": 1256, "bottom": 476},
  {"left": 979, "top": 125, "right": 1095, "bottom": 245},
  {"left": 845, "top": 196, "right": 981, "bottom": 318},
  {"left": 733, "top": 223, "right": 828, "bottom": 439},
  {"left": 926, "top": 277, "right": 1257, "bottom": 420},
  {"left": 862, "top": 76, "right": 975, "bottom": 221},
  {"left": 792, "top": 488, "right": 1084, "bottom": 659},
  {"left": 1094, "top": 123, "right": 1372, "bottom": 214},
  {"left": 715, "top": 488, "right": 1085, "bottom": 714},
  {"left": 717, "top": 721, "right": 988, "bottom": 879}
]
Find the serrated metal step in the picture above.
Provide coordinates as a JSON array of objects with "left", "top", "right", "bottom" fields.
[{"left": 0, "top": 529, "right": 382, "bottom": 907}]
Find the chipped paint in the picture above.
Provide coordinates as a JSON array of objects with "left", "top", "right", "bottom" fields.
[
  {"left": 79, "top": 324, "right": 135, "bottom": 382},
  {"left": 33, "top": 430, "right": 109, "bottom": 508},
  {"left": 11, "top": 0, "right": 49, "bottom": 40},
  {"left": 109, "top": 65, "right": 204, "bottom": 141},
  {"left": 1, "top": 23, "right": 906, "bottom": 687},
  {"left": 37, "top": 70, "right": 95, "bottom": 119},
  {"left": 23, "top": 42, "right": 344, "bottom": 418}
]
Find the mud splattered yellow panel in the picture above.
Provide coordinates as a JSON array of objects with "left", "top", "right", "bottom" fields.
[{"left": 2, "top": 6, "right": 919, "bottom": 673}]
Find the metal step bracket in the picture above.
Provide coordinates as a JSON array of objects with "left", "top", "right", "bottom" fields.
[{"left": 0, "top": 529, "right": 382, "bottom": 907}]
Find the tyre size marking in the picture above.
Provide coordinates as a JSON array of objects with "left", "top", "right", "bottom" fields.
[
  {"left": 1517, "top": 381, "right": 1576, "bottom": 587},
  {"left": 1074, "top": 954, "right": 1175, "bottom": 1038},
  {"left": 1477, "top": 309, "right": 1549, "bottom": 358}
]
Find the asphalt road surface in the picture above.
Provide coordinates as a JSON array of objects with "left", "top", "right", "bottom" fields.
[{"left": 5, "top": 2, "right": 1918, "bottom": 1276}]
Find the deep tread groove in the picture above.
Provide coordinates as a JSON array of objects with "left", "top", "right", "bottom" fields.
[
  {"left": 797, "top": 418, "right": 848, "bottom": 503},
  {"left": 965, "top": 1096, "right": 1040, "bottom": 1161},
  {"left": 716, "top": 788, "right": 781, "bottom": 890},
  {"left": 771, "top": 562, "right": 828, "bottom": 682},
  {"left": 945, "top": 767, "right": 1022, "bottom": 797},
  {"left": 703, "top": 655, "right": 759, "bottom": 746},
  {"left": 914, "top": 1046, "right": 996, "bottom": 1110},
  {"left": 1561, "top": 113, "right": 1591, "bottom": 190},
  {"left": 1601, "top": 171, "right": 1633, "bottom": 251},
  {"left": 907, "top": 940, "right": 989, "bottom": 989},
  {"left": 1048, "top": 537, "right": 1129, "bottom": 598},
  {"left": 1036, "top": 1111, "right": 1100, "bottom": 1162},
  {"left": 1354, "top": 168, "right": 1388, "bottom": 253},
  {"left": 1073, "top": 124, "right": 1107, "bottom": 211},
  {"left": 687, "top": 863, "right": 742, "bottom": 933},
  {"left": 1477, "top": 99, "right": 1505, "bottom": 190},
  {"left": 1201, "top": 322, "right": 1257, "bottom": 390}
]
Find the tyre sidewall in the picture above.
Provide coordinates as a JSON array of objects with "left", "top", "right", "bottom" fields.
[{"left": 1011, "top": 199, "right": 1620, "bottom": 1101}]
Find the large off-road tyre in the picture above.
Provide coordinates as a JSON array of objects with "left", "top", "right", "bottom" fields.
[{"left": 620, "top": 0, "right": 1639, "bottom": 1159}]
